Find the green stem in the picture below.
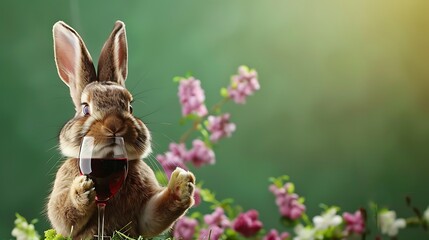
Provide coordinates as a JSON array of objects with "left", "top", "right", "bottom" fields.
[
  {"left": 210, "top": 98, "right": 229, "bottom": 113},
  {"left": 179, "top": 121, "right": 201, "bottom": 143},
  {"left": 405, "top": 216, "right": 423, "bottom": 227}
]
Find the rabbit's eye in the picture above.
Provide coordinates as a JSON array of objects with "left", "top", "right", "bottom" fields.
[
  {"left": 129, "top": 105, "right": 133, "bottom": 114},
  {"left": 82, "top": 104, "right": 90, "bottom": 116}
]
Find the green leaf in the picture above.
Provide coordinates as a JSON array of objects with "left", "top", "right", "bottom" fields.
[
  {"left": 268, "top": 177, "right": 277, "bottom": 184},
  {"left": 282, "top": 175, "right": 290, "bottom": 181},
  {"left": 220, "top": 199, "right": 235, "bottom": 217},
  {"left": 301, "top": 213, "right": 312, "bottom": 226},
  {"left": 15, "top": 213, "right": 26, "bottom": 223},
  {"left": 44, "top": 229, "right": 70, "bottom": 240},
  {"left": 155, "top": 170, "right": 168, "bottom": 186},
  {"left": 203, "top": 120, "right": 209, "bottom": 128},
  {"left": 269, "top": 175, "right": 290, "bottom": 188},
  {"left": 280, "top": 216, "right": 301, "bottom": 227},
  {"left": 199, "top": 128, "right": 212, "bottom": 147},
  {"left": 224, "top": 228, "right": 239, "bottom": 240},
  {"left": 185, "top": 71, "right": 193, "bottom": 78},
  {"left": 220, "top": 198, "right": 234, "bottom": 205},
  {"left": 319, "top": 203, "right": 329, "bottom": 211},
  {"left": 196, "top": 181, "right": 204, "bottom": 188},
  {"left": 287, "top": 183, "right": 295, "bottom": 193},
  {"left": 190, "top": 211, "right": 203, "bottom": 220},
  {"left": 172, "top": 76, "right": 183, "bottom": 83},
  {"left": 200, "top": 188, "right": 217, "bottom": 204},
  {"left": 369, "top": 201, "right": 379, "bottom": 213},
  {"left": 44, "top": 229, "right": 57, "bottom": 240},
  {"left": 220, "top": 87, "right": 229, "bottom": 98}
]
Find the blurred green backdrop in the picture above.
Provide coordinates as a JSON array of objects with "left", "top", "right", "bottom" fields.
[{"left": 1, "top": 0, "right": 429, "bottom": 239}]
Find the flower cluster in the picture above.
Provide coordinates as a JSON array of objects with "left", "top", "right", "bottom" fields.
[
  {"left": 156, "top": 140, "right": 215, "bottom": 178},
  {"left": 174, "top": 205, "right": 265, "bottom": 240},
  {"left": 343, "top": 210, "right": 365, "bottom": 234},
  {"left": 263, "top": 229, "right": 290, "bottom": 240},
  {"left": 206, "top": 113, "right": 236, "bottom": 143},
  {"left": 313, "top": 208, "right": 342, "bottom": 231},
  {"left": 14, "top": 65, "right": 429, "bottom": 240},
  {"left": 264, "top": 176, "right": 426, "bottom": 240},
  {"left": 158, "top": 66, "right": 259, "bottom": 179},
  {"left": 11, "top": 214, "right": 40, "bottom": 240},
  {"left": 232, "top": 210, "right": 263, "bottom": 237},
  {"left": 171, "top": 175, "right": 425, "bottom": 240},
  {"left": 268, "top": 177, "right": 366, "bottom": 240},
  {"left": 199, "top": 207, "right": 231, "bottom": 240},
  {"left": 178, "top": 77, "right": 208, "bottom": 117},
  {"left": 226, "top": 65, "right": 260, "bottom": 104},
  {"left": 269, "top": 182, "right": 306, "bottom": 220},
  {"left": 378, "top": 210, "right": 406, "bottom": 237},
  {"left": 173, "top": 217, "right": 198, "bottom": 240}
]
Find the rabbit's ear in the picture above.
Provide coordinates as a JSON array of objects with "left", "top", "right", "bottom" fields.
[
  {"left": 97, "top": 21, "right": 128, "bottom": 86},
  {"left": 53, "top": 21, "right": 96, "bottom": 109}
]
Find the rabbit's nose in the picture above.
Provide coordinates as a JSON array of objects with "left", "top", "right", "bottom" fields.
[{"left": 102, "top": 115, "right": 126, "bottom": 136}]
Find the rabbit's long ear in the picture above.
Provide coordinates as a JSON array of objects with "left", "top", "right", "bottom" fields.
[
  {"left": 53, "top": 21, "right": 96, "bottom": 109},
  {"left": 97, "top": 21, "right": 128, "bottom": 86}
]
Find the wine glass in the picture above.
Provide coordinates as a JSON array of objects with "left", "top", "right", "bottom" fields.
[{"left": 79, "top": 136, "right": 128, "bottom": 240}]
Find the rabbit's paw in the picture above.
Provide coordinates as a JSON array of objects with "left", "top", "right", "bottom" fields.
[
  {"left": 168, "top": 167, "right": 195, "bottom": 208},
  {"left": 70, "top": 175, "right": 96, "bottom": 209}
]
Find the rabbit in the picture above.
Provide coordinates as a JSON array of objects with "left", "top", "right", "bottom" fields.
[{"left": 47, "top": 20, "right": 195, "bottom": 239}]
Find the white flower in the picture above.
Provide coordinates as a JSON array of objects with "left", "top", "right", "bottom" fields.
[
  {"left": 424, "top": 206, "right": 429, "bottom": 223},
  {"left": 378, "top": 210, "right": 406, "bottom": 237},
  {"left": 293, "top": 224, "right": 316, "bottom": 240},
  {"left": 11, "top": 224, "right": 39, "bottom": 240},
  {"left": 313, "top": 208, "right": 342, "bottom": 230}
]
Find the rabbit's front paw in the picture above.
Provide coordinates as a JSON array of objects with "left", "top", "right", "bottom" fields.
[
  {"left": 168, "top": 167, "right": 196, "bottom": 208},
  {"left": 70, "top": 175, "right": 95, "bottom": 209}
]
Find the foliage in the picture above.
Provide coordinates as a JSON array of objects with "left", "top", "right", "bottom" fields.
[{"left": 11, "top": 214, "right": 40, "bottom": 240}]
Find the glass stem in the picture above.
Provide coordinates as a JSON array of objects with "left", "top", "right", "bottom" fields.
[{"left": 97, "top": 202, "right": 106, "bottom": 240}]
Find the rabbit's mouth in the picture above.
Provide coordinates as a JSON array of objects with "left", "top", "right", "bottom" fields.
[
  {"left": 82, "top": 114, "right": 151, "bottom": 161},
  {"left": 90, "top": 140, "right": 125, "bottom": 158},
  {"left": 80, "top": 135, "right": 150, "bottom": 161}
]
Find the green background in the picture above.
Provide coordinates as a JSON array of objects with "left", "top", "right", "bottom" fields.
[{"left": 1, "top": 0, "right": 429, "bottom": 239}]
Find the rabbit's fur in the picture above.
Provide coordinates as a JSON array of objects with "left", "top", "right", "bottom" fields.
[{"left": 47, "top": 21, "right": 195, "bottom": 239}]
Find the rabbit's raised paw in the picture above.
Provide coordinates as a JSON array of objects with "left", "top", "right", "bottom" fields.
[
  {"left": 70, "top": 175, "right": 96, "bottom": 208},
  {"left": 168, "top": 167, "right": 196, "bottom": 207}
]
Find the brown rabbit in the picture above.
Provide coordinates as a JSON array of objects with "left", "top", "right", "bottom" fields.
[{"left": 47, "top": 20, "right": 195, "bottom": 239}]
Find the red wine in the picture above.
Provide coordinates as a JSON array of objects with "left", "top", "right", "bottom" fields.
[{"left": 80, "top": 158, "right": 128, "bottom": 203}]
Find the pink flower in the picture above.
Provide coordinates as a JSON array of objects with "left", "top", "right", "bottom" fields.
[
  {"left": 227, "top": 65, "right": 260, "bottom": 104},
  {"left": 232, "top": 210, "right": 263, "bottom": 237},
  {"left": 206, "top": 114, "right": 236, "bottom": 143},
  {"left": 193, "top": 187, "right": 201, "bottom": 207},
  {"left": 200, "top": 207, "right": 229, "bottom": 240},
  {"left": 187, "top": 139, "right": 215, "bottom": 167},
  {"left": 169, "top": 142, "right": 189, "bottom": 161},
  {"left": 263, "top": 229, "right": 290, "bottom": 240},
  {"left": 343, "top": 210, "right": 365, "bottom": 234},
  {"left": 156, "top": 143, "right": 188, "bottom": 178},
  {"left": 156, "top": 152, "right": 187, "bottom": 179},
  {"left": 204, "top": 207, "right": 230, "bottom": 228},
  {"left": 174, "top": 217, "right": 198, "bottom": 240},
  {"left": 269, "top": 183, "right": 306, "bottom": 220},
  {"left": 199, "top": 225, "right": 224, "bottom": 240},
  {"left": 178, "top": 77, "right": 208, "bottom": 117}
]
